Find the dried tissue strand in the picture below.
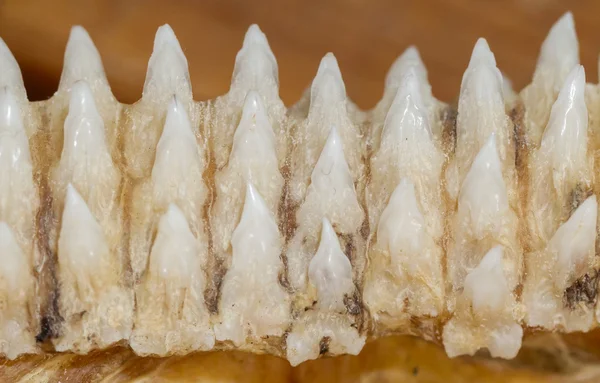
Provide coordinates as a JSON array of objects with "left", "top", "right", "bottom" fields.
[{"left": 0, "top": 11, "right": 598, "bottom": 367}]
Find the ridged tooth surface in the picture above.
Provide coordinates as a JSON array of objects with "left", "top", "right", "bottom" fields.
[
  {"left": 521, "top": 12, "right": 579, "bottom": 148},
  {"left": 526, "top": 65, "right": 592, "bottom": 251},
  {"left": 446, "top": 38, "right": 516, "bottom": 202},
  {"left": 286, "top": 218, "right": 365, "bottom": 366},
  {"left": 443, "top": 246, "right": 523, "bottom": 358},
  {"left": 212, "top": 25, "right": 287, "bottom": 171},
  {"left": 211, "top": 91, "right": 283, "bottom": 259},
  {"left": 131, "top": 203, "right": 214, "bottom": 356},
  {"left": 0, "top": 222, "right": 37, "bottom": 359},
  {"left": 288, "top": 53, "right": 364, "bottom": 205},
  {"left": 524, "top": 196, "right": 597, "bottom": 331},
  {"left": 364, "top": 67, "right": 445, "bottom": 328},
  {"left": 130, "top": 96, "right": 206, "bottom": 279},
  {"left": 215, "top": 183, "right": 290, "bottom": 347},
  {"left": 0, "top": 38, "right": 27, "bottom": 101},
  {"left": 54, "top": 184, "right": 132, "bottom": 353},
  {"left": 0, "top": 87, "right": 38, "bottom": 263},
  {"left": 287, "top": 126, "right": 364, "bottom": 290},
  {"left": 52, "top": 81, "right": 120, "bottom": 222}
]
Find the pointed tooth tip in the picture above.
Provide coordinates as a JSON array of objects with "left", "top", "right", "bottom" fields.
[
  {"left": 243, "top": 89, "right": 263, "bottom": 111},
  {"left": 469, "top": 37, "right": 496, "bottom": 67},
  {"left": 68, "top": 80, "right": 96, "bottom": 112},
  {"left": 68, "top": 25, "right": 93, "bottom": 43},
  {"left": 317, "top": 52, "right": 342, "bottom": 77},
  {"left": 554, "top": 11, "right": 575, "bottom": 32},
  {"left": 244, "top": 24, "right": 268, "bottom": 44},
  {"left": 154, "top": 24, "right": 179, "bottom": 48}
]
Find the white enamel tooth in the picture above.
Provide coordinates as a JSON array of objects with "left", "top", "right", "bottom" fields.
[
  {"left": 309, "top": 53, "right": 346, "bottom": 107},
  {"left": 216, "top": 182, "right": 289, "bottom": 345},
  {"left": 0, "top": 222, "right": 30, "bottom": 296},
  {"left": 377, "top": 178, "right": 425, "bottom": 261},
  {"left": 230, "top": 90, "right": 278, "bottom": 181},
  {"left": 384, "top": 46, "right": 428, "bottom": 93},
  {"left": 550, "top": 195, "right": 597, "bottom": 289},
  {"left": 539, "top": 65, "right": 587, "bottom": 191},
  {"left": 59, "top": 184, "right": 109, "bottom": 278},
  {"left": 149, "top": 203, "right": 199, "bottom": 288},
  {"left": 311, "top": 126, "right": 354, "bottom": 199},
  {"left": 308, "top": 218, "right": 354, "bottom": 312},
  {"left": 232, "top": 24, "right": 278, "bottom": 86},
  {"left": 381, "top": 67, "right": 432, "bottom": 145},
  {"left": 143, "top": 25, "right": 191, "bottom": 99},
  {"left": 536, "top": 12, "right": 579, "bottom": 90},
  {"left": 152, "top": 95, "right": 203, "bottom": 203},
  {"left": 463, "top": 246, "right": 510, "bottom": 315},
  {"left": 460, "top": 38, "right": 503, "bottom": 100},
  {"left": 59, "top": 26, "right": 108, "bottom": 90},
  {"left": 0, "top": 38, "right": 26, "bottom": 100},
  {"left": 459, "top": 134, "right": 508, "bottom": 235}
]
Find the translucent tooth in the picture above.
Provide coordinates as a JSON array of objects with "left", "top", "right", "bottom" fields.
[
  {"left": 143, "top": 25, "right": 191, "bottom": 99},
  {"left": 230, "top": 90, "right": 278, "bottom": 181},
  {"left": 149, "top": 204, "right": 199, "bottom": 288},
  {"left": 536, "top": 12, "right": 578, "bottom": 89},
  {"left": 216, "top": 183, "right": 289, "bottom": 346},
  {"left": 550, "top": 195, "right": 597, "bottom": 289},
  {"left": 459, "top": 38, "right": 503, "bottom": 102},
  {"left": 382, "top": 67, "right": 432, "bottom": 145},
  {"left": 0, "top": 222, "right": 31, "bottom": 297},
  {"left": 384, "top": 46, "right": 428, "bottom": 93},
  {"left": 463, "top": 246, "right": 510, "bottom": 315},
  {"left": 57, "top": 81, "right": 118, "bottom": 208},
  {"left": 458, "top": 134, "right": 508, "bottom": 236},
  {"left": 60, "top": 184, "right": 109, "bottom": 276},
  {"left": 232, "top": 24, "right": 278, "bottom": 87},
  {"left": 539, "top": 65, "right": 587, "bottom": 192},
  {"left": 0, "top": 38, "right": 26, "bottom": 99},
  {"left": 58, "top": 26, "right": 108, "bottom": 90},
  {"left": 309, "top": 53, "right": 346, "bottom": 108},
  {"left": 308, "top": 218, "right": 354, "bottom": 312},
  {"left": 151, "top": 96, "right": 203, "bottom": 206}
]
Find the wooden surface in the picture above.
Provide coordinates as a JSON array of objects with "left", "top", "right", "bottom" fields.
[{"left": 0, "top": 0, "right": 599, "bottom": 107}]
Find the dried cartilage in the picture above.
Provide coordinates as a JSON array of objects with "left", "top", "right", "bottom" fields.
[{"left": 287, "top": 218, "right": 365, "bottom": 366}]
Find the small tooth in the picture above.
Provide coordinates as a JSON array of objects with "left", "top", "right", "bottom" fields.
[
  {"left": 308, "top": 218, "right": 354, "bottom": 311},
  {"left": 540, "top": 65, "right": 588, "bottom": 192},
  {"left": 377, "top": 178, "right": 425, "bottom": 258},
  {"left": 59, "top": 184, "right": 110, "bottom": 278},
  {"left": 59, "top": 26, "right": 108, "bottom": 90},
  {"left": 311, "top": 126, "right": 354, "bottom": 198},
  {"left": 550, "top": 195, "right": 597, "bottom": 289},
  {"left": 149, "top": 204, "right": 199, "bottom": 288},
  {"left": 309, "top": 53, "right": 346, "bottom": 107},
  {"left": 460, "top": 38, "right": 503, "bottom": 100},
  {"left": 463, "top": 246, "right": 510, "bottom": 315},
  {"left": 216, "top": 183, "right": 289, "bottom": 346},
  {"left": 458, "top": 134, "right": 508, "bottom": 235},
  {"left": 536, "top": 12, "right": 579, "bottom": 87},
  {"left": 143, "top": 25, "right": 191, "bottom": 99},
  {"left": 0, "top": 38, "right": 26, "bottom": 99},
  {"left": 232, "top": 24, "right": 278, "bottom": 87},
  {"left": 57, "top": 81, "right": 118, "bottom": 209},
  {"left": 0, "top": 222, "right": 31, "bottom": 296},
  {"left": 381, "top": 67, "right": 432, "bottom": 145},
  {"left": 230, "top": 90, "right": 278, "bottom": 181},
  {"left": 152, "top": 96, "right": 204, "bottom": 206}
]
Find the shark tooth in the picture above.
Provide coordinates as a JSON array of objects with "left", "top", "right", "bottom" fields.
[{"left": 0, "top": 37, "right": 26, "bottom": 101}]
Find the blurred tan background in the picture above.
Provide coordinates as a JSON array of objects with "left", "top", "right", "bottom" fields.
[{"left": 0, "top": 0, "right": 599, "bottom": 108}]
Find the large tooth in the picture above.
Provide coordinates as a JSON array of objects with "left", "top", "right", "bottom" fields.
[
  {"left": 232, "top": 24, "right": 278, "bottom": 89},
  {"left": 308, "top": 53, "right": 346, "bottom": 118},
  {"left": 443, "top": 246, "right": 523, "bottom": 359},
  {"left": 0, "top": 38, "right": 26, "bottom": 100},
  {"left": 0, "top": 87, "right": 37, "bottom": 245},
  {"left": 143, "top": 25, "right": 191, "bottom": 100},
  {"left": 524, "top": 196, "right": 597, "bottom": 331},
  {"left": 540, "top": 65, "right": 588, "bottom": 194},
  {"left": 308, "top": 218, "right": 354, "bottom": 311},
  {"left": 521, "top": 12, "right": 579, "bottom": 147},
  {"left": 286, "top": 218, "right": 365, "bottom": 366},
  {"left": 211, "top": 91, "right": 283, "bottom": 258},
  {"left": 151, "top": 95, "right": 204, "bottom": 208},
  {"left": 384, "top": 46, "right": 428, "bottom": 95},
  {"left": 58, "top": 26, "right": 109, "bottom": 91},
  {"left": 447, "top": 38, "right": 510, "bottom": 201},
  {"left": 215, "top": 183, "right": 289, "bottom": 347},
  {"left": 131, "top": 203, "right": 214, "bottom": 356},
  {"left": 0, "top": 222, "right": 37, "bottom": 359},
  {"left": 55, "top": 81, "right": 119, "bottom": 216},
  {"left": 55, "top": 184, "right": 132, "bottom": 352}
]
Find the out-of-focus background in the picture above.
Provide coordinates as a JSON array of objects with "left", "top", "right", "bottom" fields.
[{"left": 0, "top": 0, "right": 599, "bottom": 107}]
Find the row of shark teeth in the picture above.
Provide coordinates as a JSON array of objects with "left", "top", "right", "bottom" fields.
[{"left": 0, "top": 11, "right": 598, "bottom": 366}]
